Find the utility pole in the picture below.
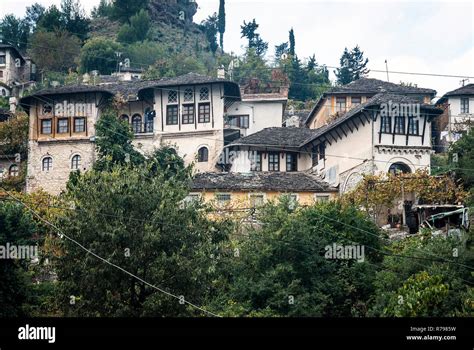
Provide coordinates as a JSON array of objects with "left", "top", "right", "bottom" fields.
[
  {"left": 385, "top": 60, "right": 389, "bottom": 82},
  {"left": 460, "top": 78, "right": 469, "bottom": 87}
]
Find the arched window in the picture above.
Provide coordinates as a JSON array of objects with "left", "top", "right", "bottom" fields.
[
  {"left": 120, "top": 114, "right": 129, "bottom": 123},
  {"left": 9, "top": 164, "right": 19, "bottom": 177},
  {"left": 132, "top": 114, "right": 142, "bottom": 133},
  {"left": 198, "top": 147, "right": 209, "bottom": 162},
  {"left": 389, "top": 162, "right": 411, "bottom": 175},
  {"left": 42, "top": 157, "right": 52, "bottom": 171},
  {"left": 71, "top": 155, "right": 81, "bottom": 170}
]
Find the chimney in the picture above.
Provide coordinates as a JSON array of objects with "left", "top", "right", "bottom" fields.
[
  {"left": 9, "top": 97, "right": 17, "bottom": 113},
  {"left": 217, "top": 66, "right": 226, "bottom": 79}
]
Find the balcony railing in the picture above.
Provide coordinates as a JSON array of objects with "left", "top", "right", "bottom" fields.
[{"left": 132, "top": 121, "right": 154, "bottom": 134}]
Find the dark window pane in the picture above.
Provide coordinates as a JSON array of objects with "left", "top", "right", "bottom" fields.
[
  {"left": 41, "top": 119, "right": 52, "bottom": 134},
  {"left": 268, "top": 152, "right": 280, "bottom": 171},
  {"left": 57, "top": 118, "right": 69, "bottom": 133},
  {"left": 198, "top": 103, "right": 210, "bottom": 123},
  {"left": 182, "top": 104, "right": 195, "bottom": 124},
  {"left": 166, "top": 105, "right": 178, "bottom": 125}
]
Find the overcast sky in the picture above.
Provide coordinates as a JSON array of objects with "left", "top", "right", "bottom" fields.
[{"left": 2, "top": 0, "right": 473, "bottom": 97}]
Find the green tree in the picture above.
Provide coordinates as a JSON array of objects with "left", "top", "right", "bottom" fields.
[
  {"left": 334, "top": 45, "right": 369, "bottom": 85},
  {"left": 112, "top": 0, "right": 149, "bottom": 23},
  {"left": 28, "top": 30, "right": 81, "bottom": 73},
  {"left": 209, "top": 200, "right": 383, "bottom": 316},
  {"left": 0, "top": 201, "right": 37, "bottom": 317},
  {"left": 117, "top": 9, "right": 150, "bottom": 44},
  {"left": 450, "top": 131, "right": 474, "bottom": 189},
  {"left": 36, "top": 5, "right": 62, "bottom": 33},
  {"left": 79, "top": 37, "right": 122, "bottom": 75},
  {"left": 240, "top": 19, "right": 268, "bottom": 56},
  {"left": 0, "top": 15, "right": 30, "bottom": 51},
  {"left": 289, "top": 28, "right": 295, "bottom": 57},
  {"left": 218, "top": 0, "right": 226, "bottom": 51},
  {"left": 274, "top": 42, "right": 289, "bottom": 61},
  {"left": 24, "top": 3, "right": 46, "bottom": 29},
  {"left": 91, "top": 0, "right": 114, "bottom": 19},
  {"left": 93, "top": 108, "right": 145, "bottom": 171},
  {"left": 201, "top": 13, "right": 219, "bottom": 55},
  {"left": 58, "top": 0, "right": 90, "bottom": 41}
]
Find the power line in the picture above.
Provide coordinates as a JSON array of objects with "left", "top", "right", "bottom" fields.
[{"left": 0, "top": 185, "right": 222, "bottom": 318}]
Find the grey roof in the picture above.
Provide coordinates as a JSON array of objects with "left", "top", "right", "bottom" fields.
[
  {"left": 305, "top": 78, "right": 437, "bottom": 125},
  {"left": 20, "top": 73, "right": 241, "bottom": 105},
  {"left": 437, "top": 84, "right": 474, "bottom": 104},
  {"left": 327, "top": 78, "right": 436, "bottom": 96},
  {"left": 229, "top": 127, "right": 317, "bottom": 148},
  {"left": 0, "top": 44, "right": 27, "bottom": 62},
  {"left": 304, "top": 93, "right": 443, "bottom": 145},
  {"left": 191, "top": 172, "right": 337, "bottom": 192}
]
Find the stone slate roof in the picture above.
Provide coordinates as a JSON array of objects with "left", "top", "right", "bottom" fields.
[
  {"left": 327, "top": 78, "right": 436, "bottom": 96},
  {"left": 304, "top": 93, "right": 443, "bottom": 145},
  {"left": 437, "top": 84, "right": 474, "bottom": 104},
  {"left": 0, "top": 44, "right": 27, "bottom": 62},
  {"left": 191, "top": 172, "right": 337, "bottom": 192},
  {"left": 229, "top": 127, "right": 317, "bottom": 148},
  {"left": 21, "top": 73, "right": 241, "bottom": 105},
  {"left": 305, "top": 78, "right": 437, "bottom": 125}
]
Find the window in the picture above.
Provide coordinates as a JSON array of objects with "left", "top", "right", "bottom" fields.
[
  {"left": 198, "top": 103, "right": 210, "bottom": 123},
  {"left": 311, "top": 145, "right": 319, "bottom": 166},
  {"left": 199, "top": 87, "right": 209, "bottom": 101},
  {"left": 0, "top": 71, "right": 3, "bottom": 78},
  {"left": 389, "top": 162, "right": 411, "bottom": 175},
  {"left": 227, "top": 115, "right": 249, "bottom": 129},
  {"left": 57, "top": 118, "right": 69, "bottom": 134},
  {"left": 41, "top": 119, "right": 52, "bottom": 134},
  {"left": 42, "top": 104, "right": 52, "bottom": 114},
  {"left": 250, "top": 194, "right": 265, "bottom": 208},
  {"left": 408, "top": 117, "right": 419, "bottom": 135},
  {"left": 461, "top": 98, "right": 469, "bottom": 114},
  {"left": 315, "top": 195, "right": 330, "bottom": 203},
  {"left": 184, "top": 88, "right": 194, "bottom": 102},
  {"left": 319, "top": 143, "right": 325, "bottom": 161},
  {"left": 168, "top": 90, "right": 178, "bottom": 103},
  {"left": 286, "top": 152, "right": 297, "bottom": 172},
  {"left": 250, "top": 152, "right": 262, "bottom": 172},
  {"left": 9, "top": 164, "right": 19, "bottom": 177},
  {"left": 182, "top": 104, "right": 195, "bottom": 124},
  {"left": 268, "top": 152, "right": 280, "bottom": 172},
  {"left": 394, "top": 116, "right": 405, "bottom": 134},
  {"left": 120, "top": 114, "right": 129, "bottom": 123},
  {"left": 145, "top": 109, "right": 155, "bottom": 132},
  {"left": 71, "top": 155, "right": 81, "bottom": 170},
  {"left": 351, "top": 96, "right": 361, "bottom": 106},
  {"left": 216, "top": 193, "right": 231, "bottom": 203},
  {"left": 336, "top": 97, "right": 346, "bottom": 113},
  {"left": 132, "top": 114, "right": 142, "bottom": 133},
  {"left": 0, "top": 56, "right": 5, "bottom": 65},
  {"left": 288, "top": 194, "right": 298, "bottom": 209},
  {"left": 381, "top": 116, "right": 391, "bottom": 133},
  {"left": 198, "top": 147, "right": 209, "bottom": 162},
  {"left": 42, "top": 157, "right": 52, "bottom": 171},
  {"left": 74, "top": 117, "right": 86, "bottom": 133},
  {"left": 184, "top": 194, "right": 200, "bottom": 206},
  {"left": 166, "top": 105, "right": 178, "bottom": 125}
]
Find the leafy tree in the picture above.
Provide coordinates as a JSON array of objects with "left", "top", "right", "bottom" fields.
[
  {"left": 24, "top": 3, "right": 46, "bottom": 29},
  {"left": 93, "top": 108, "right": 145, "bottom": 171},
  {"left": 450, "top": 131, "right": 474, "bottom": 189},
  {"left": 274, "top": 42, "right": 289, "bottom": 61},
  {"left": 232, "top": 48, "right": 271, "bottom": 84},
  {"left": 58, "top": 0, "right": 90, "bottom": 41},
  {"left": 117, "top": 9, "right": 150, "bottom": 44},
  {"left": 112, "top": 0, "right": 149, "bottom": 23},
  {"left": 334, "top": 45, "right": 369, "bottom": 85},
  {"left": 370, "top": 235, "right": 473, "bottom": 317},
  {"left": 79, "top": 37, "right": 122, "bottom": 75},
  {"left": 0, "top": 15, "right": 30, "bottom": 51},
  {"left": 209, "top": 200, "right": 383, "bottom": 316},
  {"left": 92, "top": 0, "right": 114, "bottom": 19},
  {"left": 0, "top": 201, "right": 37, "bottom": 317},
  {"left": 36, "top": 5, "right": 63, "bottom": 33},
  {"left": 218, "top": 0, "right": 226, "bottom": 51},
  {"left": 28, "top": 30, "right": 81, "bottom": 73},
  {"left": 240, "top": 19, "right": 268, "bottom": 56},
  {"left": 201, "top": 13, "right": 219, "bottom": 55},
  {"left": 289, "top": 28, "right": 295, "bottom": 57}
]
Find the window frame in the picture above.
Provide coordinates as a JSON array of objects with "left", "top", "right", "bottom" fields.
[
  {"left": 71, "top": 154, "right": 81, "bottom": 170},
  {"left": 408, "top": 117, "right": 419, "bottom": 135},
  {"left": 381, "top": 116, "right": 392, "bottom": 133},
  {"left": 197, "top": 147, "right": 209, "bottom": 162},
  {"left": 394, "top": 116, "right": 406, "bottom": 134},
  {"left": 73, "top": 117, "right": 86, "bottom": 133},
  {"left": 336, "top": 97, "right": 346, "bottom": 113},
  {"left": 268, "top": 152, "right": 280, "bottom": 172},
  {"left": 182, "top": 104, "right": 195, "bottom": 124},
  {"left": 286, "top": 152, "right": 298, "bottom": 172},
  {"left": 198, "top": 102, "right": 211, "bottom": 123},
  {"left": 249, "top": 193, "right": 265, "bottom": 208},
  {"left": 132, "top": 114, "right": 142, "bottom": 133},
  {"left": 57, "top": 118, "right": 69, "bottom": 134},
  {"left": 41, "top": 119, "right": 52, "bottom": 135},
  {"left": 250, "top": 151, "right": 262, "bottom": 172},
  {"left": 166, "top": 105, "right": 179, "bottom": 125},
  {"left": 9, "top": 164, "right": 19, "bottom": 177},
  {"left": 460, "top": 97, "right": 469, "bottom": 114},
  {"left": 42, "top": 157, "right": 53, "bottom": 172}
]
